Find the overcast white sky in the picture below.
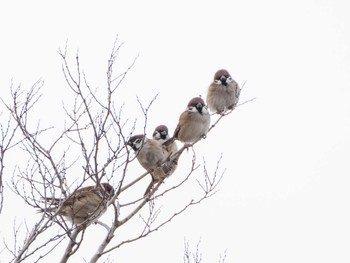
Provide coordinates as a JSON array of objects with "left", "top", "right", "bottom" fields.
[{"left": 1, "top": 0, "right": 350, "bottom": 262}]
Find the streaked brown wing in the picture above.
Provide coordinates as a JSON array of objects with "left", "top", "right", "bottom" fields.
[{"left": 173, "top": 123, "right": 181, "bottom": 139}]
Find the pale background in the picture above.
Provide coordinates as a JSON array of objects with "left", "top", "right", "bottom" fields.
[{"left": 1, "top": 0, "right": 350, "bottom": 262}]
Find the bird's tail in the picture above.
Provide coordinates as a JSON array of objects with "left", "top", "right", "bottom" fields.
[
  {"left": 144, "top": 181, "right": 154, "bottom": 196},
  {"left": 41, "top": 197, "right": 62, "bottom": 205},
  {"left": 37, "top": 197, "right": 62, "bottom": 214}
]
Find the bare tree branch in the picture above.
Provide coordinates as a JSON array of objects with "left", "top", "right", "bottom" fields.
[
  {"left": 0, "top": 37, "right": 253, "bottom": 262},
  {"left": 183, "top": 238, "right": 227, "bottom": 263}
]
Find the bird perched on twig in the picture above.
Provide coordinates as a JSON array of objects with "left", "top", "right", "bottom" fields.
[
  {"left": 41, "top": 183, "right": 114, "bottom": 226},
  {"left": 152, "top": 124, "right": 180, "bottom": 170},
  {"left": 151, "top": 125, "right": 181, "bottom": 193},
  {"left": 152, "top": 125, "right": 178, "bottom": 156},
  {"left": 127, "top": 134, "right": 176, "bottom": 195},
  {"left": 164, "top": 97, "right": 210, "bottom": 147},
  {"left": 206, "top": 69, "right": 241, "bottom": 114}
]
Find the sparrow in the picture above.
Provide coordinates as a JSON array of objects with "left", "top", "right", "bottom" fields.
[
  {"left": 152, "top": 125, "right": 178, "bottom": 156},
  {"left": 206, "top": 69, "right": 241, "bottom": 114},
  {"left": 164, "top": 97, "right": 210, "bottom": 147},
  {"left": 127, "top": 134, "right": 174, "bottom": 195},
  {"left": 42, "top": 183, "right": 114, "bottom": 226},
  {"left": 152, "top": 124, "right": 180, "bottom": 173}
]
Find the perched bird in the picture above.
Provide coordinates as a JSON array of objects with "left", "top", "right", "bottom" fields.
[
  {"left": 152, "top": 124, "right": 180, "bottom": 178},
  {"left": 43, "top": 183, "right": 114, "bottom": 226},
  {"left": 152, "top": 125, "right": 178, "bottom": 156},
  {"left": 127, "top": 134, "right": 167, "bottom": 175},
  {"left": 206, "top": 69, "right": 241, "bottom": 114},
  {"left": 127, "top": 134, "right": 173, "bottom": 195},
  {"left": 164, "top": 97, "right": 210, "bottom": 147}
]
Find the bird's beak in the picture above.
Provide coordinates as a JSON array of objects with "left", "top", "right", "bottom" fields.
[
  {"left": 161, "top": 131, "right": 167, "bottom": 138},
  {"left": 220, "top": 76, "right": 227, "bottom": 86},
  {"left": 196, "top": 103, "right": 203, "bottom": 113},
  {"left": 126, "top": 139, "right": 139, "bottom": 152},
  {"left": 126, "top": 140, "right": 133, "bottom": 149}
]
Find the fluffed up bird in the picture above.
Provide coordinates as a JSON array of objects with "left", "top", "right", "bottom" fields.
[
  {"left": 42, "top": 183, "right": 114, "bottom": 226},
  {"left": 164, "top": 97, "right": 210, "bottom": 147},
  {"left": 152, "top": 125, "right": 178, "bottom": 156},
  {"left": 152, "top": 124, "right": 180, "bottom": 172},
  {"left": 206, "top": 69, "right": 241, "bottom": 114},
  {"left": 127, "top": 134, "right": 177, "bottom": 195}
]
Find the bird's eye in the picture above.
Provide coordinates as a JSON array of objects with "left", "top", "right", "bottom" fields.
[{"left": 187, "top": 106, "right": 198, "bottom": 113}]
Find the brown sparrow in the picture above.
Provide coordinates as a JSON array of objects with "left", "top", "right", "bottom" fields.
[
  {"left": 152, "top": 124, "right": 180, "bottom": 174},
  {"left": 206, "top": 69, "right": 241, "bottom": 114},
  {"left": 127, "top": 134, "right": 174, "bottom": 195},
  {"left": 43, "top": 183, "right": 114, "bottom": 226},
  {"left": 164, "top": 97, "right": 210, "bottom": 147},
  {"left": 152, "top": 125, "right": 178, "bottom": 156}
]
